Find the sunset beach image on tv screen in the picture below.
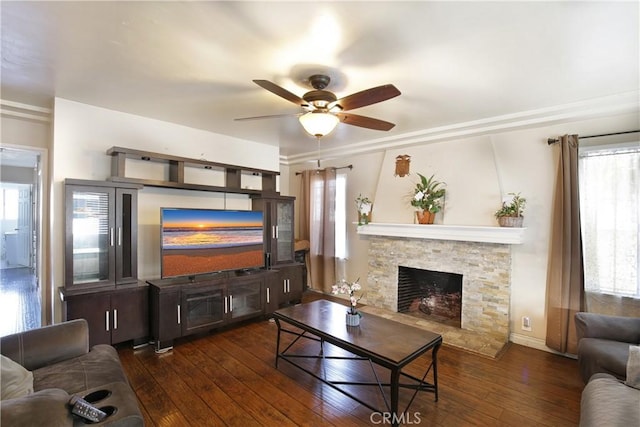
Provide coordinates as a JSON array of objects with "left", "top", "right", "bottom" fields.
[{"left": 161, "top": 208, "right": 264, "bottom": 278}]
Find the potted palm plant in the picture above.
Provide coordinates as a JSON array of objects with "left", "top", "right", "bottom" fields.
[
  {"left": 494, "top": 192, "right": 526, "bottom": 227},
  {"left": 410, "top": 173, "right": 446, "bottom": 224}
]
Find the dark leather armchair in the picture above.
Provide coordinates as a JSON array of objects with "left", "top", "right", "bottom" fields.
[{"left": 1, "top": 319, "right": 143, "bottom": 426}]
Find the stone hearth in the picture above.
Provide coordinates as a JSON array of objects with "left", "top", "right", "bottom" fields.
[{"left": 363, "top": 235, "right": 512, "bottom": 358}]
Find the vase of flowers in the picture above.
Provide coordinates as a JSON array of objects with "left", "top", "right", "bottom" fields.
[
  {"left": 355, "top": 194, "right": 373, "bottom": 225},
  {"left": 410, "top": 173, "right": 446, "bottom": 224},
  {"left": 332, "top": 278, "right": 363, "bottom": 326}
]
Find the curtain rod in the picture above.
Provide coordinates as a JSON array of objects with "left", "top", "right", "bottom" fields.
[
  {"left": 547, "top": 130, "right": 640, "bottom": 145},
  {"left": 295, "top": 165, "right": 353, "bottom": 175}
]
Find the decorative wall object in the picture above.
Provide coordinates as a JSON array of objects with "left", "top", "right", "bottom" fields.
[{"left": 395, "top": 155, "right": 411, "bottom": 177}]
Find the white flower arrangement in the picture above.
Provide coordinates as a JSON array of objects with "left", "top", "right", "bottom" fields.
[{"left": 332, "top": 278, "right": 363, "bottom": 316}]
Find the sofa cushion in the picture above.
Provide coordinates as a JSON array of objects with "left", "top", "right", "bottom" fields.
[
  {"left": 1, "top": 319, "right": 89, "bottom": 371},
  {"left": 575, "top": 312, "right": 640, "bottom": 344},
  {"left": 626, "top": 345, "right": 640, "bottom": 390},
  {"left": 33, "top": 345, "right": 128, "bottom": 395},
  {"left": 1, "top": 354, "right": 34, "bottom": 400},
  {"left": 578, "top": 338, "right": 629, "bottom": 382},
  {"left": 1, "top": 388, "right": 73, "bottom": 426},
  {"left": 580, "top": 373, "right": 640, "bottom": 427}
]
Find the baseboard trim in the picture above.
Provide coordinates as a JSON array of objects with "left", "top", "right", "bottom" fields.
[{"left": 509, "top": 332, "right": 577, "bottom": 359}]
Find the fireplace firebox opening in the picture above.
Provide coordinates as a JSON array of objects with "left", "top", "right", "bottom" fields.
[{"left": 397, "top": 266, "right": 462, "bottom": 328}]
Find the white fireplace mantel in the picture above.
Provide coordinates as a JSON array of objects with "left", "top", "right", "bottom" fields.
[{"left": 356, "top": 223, "right": 525, "bottom": 244}]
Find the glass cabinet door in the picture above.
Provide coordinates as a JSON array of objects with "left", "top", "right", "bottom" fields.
[
  {"left": 65, "top": 186, "right": 115, "bottom": 288},
  {"left": 115, "top": 188, "right": 138, "bottom": 284},
  {"left": 275, "top": 199, "right": 293, "bottom": 263},
  {"left": 229, "top": 278, "right": 263, "bottom": 320},
  {"left": 182, "top": 285, "right": 225, "bottom": 334}
]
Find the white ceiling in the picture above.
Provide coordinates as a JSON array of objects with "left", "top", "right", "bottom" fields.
[{"left": 1, "top": 1, "right": 638, "bottom": 162}]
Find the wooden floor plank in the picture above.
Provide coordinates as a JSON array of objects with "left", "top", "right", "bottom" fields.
[
  {"left": 117, "top": 293, "right": 582, "bottom": 426},
  {"left": 168, "top": 348, "right": 262, "bottom": 426},
  {"left": 135, "top": 348, "right": 226, "bottom": 426},
  {"left": 179, "top": 339, "right": 299, "bottom": 427},
  {"left": 219, "top": 327, "right": 368, "bottom": 423}
]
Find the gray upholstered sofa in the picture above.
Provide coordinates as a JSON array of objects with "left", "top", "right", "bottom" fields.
[
  {"left": 575, "top": 312, "right": 640, "bottom": 382},
  {"left": 1, "top": 319, "right": 143, "bottom": 426},
  {"left": 575, "top": 312, "right": 640, "bottom": 427}
]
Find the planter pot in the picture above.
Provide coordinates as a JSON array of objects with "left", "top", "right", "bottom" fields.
[
  {"left": 416, "top": 210, "right": 435, "bottom": 224},
  {"left": 357, "top": 209, "right": 372, "bottom": 225},
  {"left": 498, "top": 216, "right": 524, "bottom": 227},
  {"left": 346, "top": 313, "right": 361, "bottom": 327}
]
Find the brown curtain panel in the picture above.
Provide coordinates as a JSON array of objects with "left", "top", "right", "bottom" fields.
[
  {"left": 299, "top": 168, "right": 337, "bottom": 293},
  {"left": 545, "top": 134, "right": 585, "bottom": 354}
]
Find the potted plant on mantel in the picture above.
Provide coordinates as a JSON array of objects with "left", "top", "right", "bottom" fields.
[
  {"left": 494, "top": 192, "right": 526, "bottom": 227},
  {"left": 355, "top": 194, "right": 373, "bottom": 225},
  {"left": 410, "top": 173, "right": 446, "bottom": 224}
]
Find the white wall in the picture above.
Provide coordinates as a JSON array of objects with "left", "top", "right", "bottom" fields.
[
  {"left": 288, "top": 111, "right": 639, "bottom": 351},
  {"left": 51, "top": 98, "right": 280, "bottom": 321},
  {"left": 46, "top": 94, "right": 639, "bottom": 349},
  {"left": 1, "top": 115, "right": 51, "bottom": 149}
]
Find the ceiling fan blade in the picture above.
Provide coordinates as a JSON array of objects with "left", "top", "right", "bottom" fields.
[
  {"left": 332, "top": 84, "right": 401, "bottom": 111},
  {"left": 336, "top": 112, "right": 396, "bottom": 131},
  {"left": 253, "top": 80, "right": 308, "bottom": 106},
  {"left": 234, "top": 113, "right": 300, "bottom": 121}
]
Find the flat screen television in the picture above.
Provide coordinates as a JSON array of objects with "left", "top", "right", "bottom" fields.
[{"left": 160, "top": 208, "right": 265, "bottom": 279}]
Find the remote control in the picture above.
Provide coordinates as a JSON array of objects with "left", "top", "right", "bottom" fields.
[{"left": 69, "top": 395, "right": 107, "bottom": 423}]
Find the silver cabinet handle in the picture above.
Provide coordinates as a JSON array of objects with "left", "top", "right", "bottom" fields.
[
  {"left": 229, "top": 295, "right": 233, "bottom": 312},
  {"left": 118, "top": 227, "right": 122, "bottom": 246},
  {"left": 272, "top": 226, "right": 276, "bottom": 239},
  {"left": 283, "top": 280, "right": 287, "bottom": 293},
  {"left": 110, "top": 228, "right": 114, "bottom": 246},
  {"left": 275, "top": 226, "right": 279, "bottom": 239},
  {"left": 224, "top": 297, "right": 228, "bottom": 314},
  {"left": 177, "top": 304, "right": 181, "bottom": 324},
  {"left": 266, "top": 287, "right": 270, "bottom": 304},
  {"left": 113, "top": 309, "right": 118, "bottom": 330},
  {"left": 105, "top": 311, "right": 110, "bottom": 331}
]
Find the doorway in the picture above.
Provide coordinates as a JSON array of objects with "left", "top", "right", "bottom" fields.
[{"left": 0, "top": 146, "right": 42, "bottom": 336}]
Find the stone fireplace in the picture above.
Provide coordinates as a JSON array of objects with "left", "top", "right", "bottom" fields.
[{"left": 357, "top": 224, "right": 523, "bottom": 357}]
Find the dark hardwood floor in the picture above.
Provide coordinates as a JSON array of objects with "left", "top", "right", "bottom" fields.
[
  {"left": 118, "top": 293, "right": 584, "bottom": 426},
  {"left": 0, "top": 267, "right": 41, "bottom": 337}
]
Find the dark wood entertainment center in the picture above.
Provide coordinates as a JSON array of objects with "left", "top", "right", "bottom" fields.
[{"left": 61, "top": 147, "right": 305, "bottom": 352}]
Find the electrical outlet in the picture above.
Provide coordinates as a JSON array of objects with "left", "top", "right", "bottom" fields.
[{"left": 522, "top": 316, "right": 532, "bottom": 331}]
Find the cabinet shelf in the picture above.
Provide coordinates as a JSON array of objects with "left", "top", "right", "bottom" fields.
[
  {"left": 108, "top": 176, "right": 263, "bottom": 195},
  {"left": 107, "top": 146, "right": 279, "bottom": 195}
]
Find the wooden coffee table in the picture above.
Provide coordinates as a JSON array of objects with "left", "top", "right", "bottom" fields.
[{"left": 273, "top": 300, "right": 442, "bottom": 424}]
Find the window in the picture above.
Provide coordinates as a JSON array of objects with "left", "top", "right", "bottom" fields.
[
  {"left": 335, "top": 172, "right": 347, "bottom": 259},
  {"left": 579, "top": 143, "right": 640, "bottom": 298}
]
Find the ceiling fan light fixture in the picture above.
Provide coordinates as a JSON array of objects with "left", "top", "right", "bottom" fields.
[{"left": 299, "top": 111, "right": 339, "bottom": 138}]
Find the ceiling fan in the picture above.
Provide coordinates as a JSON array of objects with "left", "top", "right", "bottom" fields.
[{"left": 236, "top": 74, "right": 401, "bottom": 138}]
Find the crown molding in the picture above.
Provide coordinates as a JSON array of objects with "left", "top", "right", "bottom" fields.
[
  {"left": 280, "top": 91, "right": 640, "bottom": 166},
  {"left": 0, "top": 99, "right": 52, "bottom": 122}
]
